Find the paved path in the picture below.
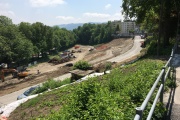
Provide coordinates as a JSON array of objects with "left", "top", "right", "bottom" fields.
[
  {"left": 107, "top": 36, "right": 143, "bottom": 63},
  {"left": 0, "top": 73, "right": 71, "bottom": 107},
  {"left": 164, "top": 54, "right": 180, "bottom": 120}
]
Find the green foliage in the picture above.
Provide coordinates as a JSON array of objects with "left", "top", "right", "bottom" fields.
[
  {"left": 165, "top": 78, "right": 176, "bottom": 89},
  {"left": 0, "top": 16, "right": 77, "bottom": 64},
  {"left": 0, "top": 15, "right": 13, "bottom": 26},
  {"left": 0, "top": 24, "right": 34, "bottom": 63},
  {"left": 145, "top": 37, "right": 173, "bottom": 56},
  {"left": 73, "top": 22, "right": 113, "bottom": 45},
  {"left": 12, "top": 59, "right": 170, "bottom": 120},
  {"left": 73, "top": 60, "right": 91, "bottom": 70},
  {"left": 33, "top": 78, "right": 71, "bottom": 94},
  {"left": 122, "top": 0, "right": 179, "bottom": 47},
  {"left": 105, "top": 62, "right": 112, "bottom": 71}
]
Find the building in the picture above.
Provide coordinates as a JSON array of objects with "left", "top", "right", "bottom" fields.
[
  {"left": 111, "top": 20, "right": 121, "bottom": 34},
  {"left": 121, "top": 21, "right": 136, "bottom": 34},
  {"left": 111, "top": 20, "right": 121, "bottom": 29},
  {"left": 110, "top": 20, "right": 137, "bottom": 35}
]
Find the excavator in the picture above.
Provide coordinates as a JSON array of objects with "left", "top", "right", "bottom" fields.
[{"left": 0, "top": 68, "right": 29, "bottom": 82}]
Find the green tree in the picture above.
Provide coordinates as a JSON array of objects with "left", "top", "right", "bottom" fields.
[
  {"left": 0, "top": 36, "right": 12, "bottom": 63},
  {"left": 73, "top": 60, "right": 91, "bottom": 70},
  {"left": 18, "top": 22, "right": 33, "bottom": 40},
  {"left": 0, "top": 15, "right": 13, "bottom": 26},
  {"left": 122, "top": 0, "right": 180, "bottom": 52},
  {"left": 115, "top": 24, "right": 120, "bottom": 33},
  {"left": 0, "top": 21, "right": 34, "bottom": 64},
  {"left": 73, "top": 22, "right": 113, "bottom": 45}
]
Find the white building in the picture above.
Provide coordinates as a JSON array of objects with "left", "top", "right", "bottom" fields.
[
  {"left": 121, "top": 21, "right": 136, "bottom": 34},
  {"left": 110, "top": 20, "right": 136, "bottom": 34},
  {"left": 111, "top": 20, "right": 121, "bottom": 29}
]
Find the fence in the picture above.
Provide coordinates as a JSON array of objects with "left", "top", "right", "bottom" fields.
[{"left": 134, "top": 40, "right": 179, "bottom": 120}]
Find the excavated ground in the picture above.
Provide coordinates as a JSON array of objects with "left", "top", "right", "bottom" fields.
[{"left": 0, "top": 38, "right": 133, "bottom": 96}]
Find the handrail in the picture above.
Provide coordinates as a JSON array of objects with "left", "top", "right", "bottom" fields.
[
  {"left": 134, "top": 37, "right": 179, "bottom": 120},
  {"left": 147, "top": 84, "right": 163, "bottom": 120}
]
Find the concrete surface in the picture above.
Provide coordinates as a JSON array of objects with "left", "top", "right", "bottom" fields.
[
  {"left": 0, "top": 73, "right": 71, "bottom": 106},
  {"left": 107, "top": 36, "right": 143, "bottom": 63},
  {"left": 164, "top": 54, "right": 180, "bottom": 120}
]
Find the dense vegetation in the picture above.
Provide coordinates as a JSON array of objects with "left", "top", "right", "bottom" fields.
[
  {"left": 9, "top": 58, "right": 174, "bottom": 120},
  {"left": 122, "top": 0, "right": 180, "bottom": 55},
  {"left": 0, "top": 16, "right": 114, "bottom": 67},
  {"left": 73, "top": 22, "right": 113, "bottom": 45},
  {"left": 33, "top": 78, "right": 71, "bottom": 94},
  {"left": 73, "top": 60, "right": 91, "bottom": 70}
]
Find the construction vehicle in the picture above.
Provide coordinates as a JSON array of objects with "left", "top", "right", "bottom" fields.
[
  {"left": 74, "top": 45, "right": 80, "bottom": 49},
  {"left": 0, "top": 68, "right": 28, "bottom": 82}
]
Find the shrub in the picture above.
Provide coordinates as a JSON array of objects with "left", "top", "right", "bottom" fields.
[
  {"left": 33, "top": 78, "right": 71, "bottom": 94},
  {"left": 73, "top": 60, "right": 91, "bottom": 70}
]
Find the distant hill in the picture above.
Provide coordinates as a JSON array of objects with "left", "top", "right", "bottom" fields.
[
  {"left": 57, "top": 22, "right": 103, "bottom": 30},
  {"left": 58, "top": 23, "right": 84, "bottom": 30}
]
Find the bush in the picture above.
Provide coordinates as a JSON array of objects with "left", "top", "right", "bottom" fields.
[
  {"left": 73, "top": 60, "right": 91, "bottom": 70},
  {"left": 33, "top": 78, "right": 71, "bottom": 94}
]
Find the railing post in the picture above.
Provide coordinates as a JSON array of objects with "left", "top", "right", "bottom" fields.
[
  {"left": 135, "top": 107, "right": 143, "bottom": 120},
  {"left": 168, "top": 56, "right": 173, "bottom": 78},
  {"left": 160, "top": 67, "right": 165, "bottom": 103}
]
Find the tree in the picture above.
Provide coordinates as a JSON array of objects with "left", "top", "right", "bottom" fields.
[
  {"left": 18, "top": 22, "right": 33, "bottom": 40},
  {"left": 73, "top": 22, "right": 113, "bottom": 45},
  {"left": 122, "top": 0, "right": 180, "bottom": 55},
  {"left": 0, "top": 22, "right": 34, "bottom": 64},
  {"left": 0, "top": 15, "right": 13, "bottom": 26},
  {"left": 73, "top": 60, "right": 91, "bottom": 70},
  {"left": 0, "top": 36, "right": 12, "bottom": 63},
  {"left": 115, "top": 24, "right": 120, "bottom": 33}
]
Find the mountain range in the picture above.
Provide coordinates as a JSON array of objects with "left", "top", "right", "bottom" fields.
[{"left": 57, "top": 22, "right": 103, "bottom": 30}]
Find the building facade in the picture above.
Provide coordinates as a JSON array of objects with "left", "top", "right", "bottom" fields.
[
  {"left": 111, "top": 20, "right": 137, "bottom": 35},
  {"left": 121, "top": 21, "right": 136, "bottom": 34}
]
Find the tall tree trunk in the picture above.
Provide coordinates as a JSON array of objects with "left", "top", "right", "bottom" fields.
[{"left": 163, "top": 0, "right": 171, "bottom": 47}]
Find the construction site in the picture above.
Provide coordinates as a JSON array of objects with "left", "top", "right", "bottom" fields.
[{"left": 0, "top": 38, "right": 135, "bottom": 96}]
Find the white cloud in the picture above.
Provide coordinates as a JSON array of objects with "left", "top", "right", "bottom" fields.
[
  {"left": 30, "top": 0, "right": 65, "bottom": 7},
  {"left": 0, "top": 3, "right": 28, "bottom": 25},
  {"left": 55, "top": 16, "right": 81, "bottom": 24},
  {"left": 111, "top": 13, "right": 124, "bottom": 20},
  {"left": 0, "top": 3, "right": 16, "bottom": 21},
  {"left": 105, "top": 4, "right": 111, "bottom": 9},
  {"left": 83, "top": 13, "right": 110, "bottom": 18},
  {"left": 54, "top": 12, "right": 123, "bottom": 24},
  {"left": 56, "top": 16, "right": 74, "bottom": 21}
]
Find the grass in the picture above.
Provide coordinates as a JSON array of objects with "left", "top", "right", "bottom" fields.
[
  {"left": 33, "top": 78, "right": 71, "bottom": 94},
  {"left": 8, "top": 38, "right": 176, "bottom": 120},
  {"left": 8, "top": 58, "right": 174, "bottom": 120}
]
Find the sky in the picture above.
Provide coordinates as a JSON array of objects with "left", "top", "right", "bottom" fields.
[{"left": 0, "top": 0, "right": 124, "bottom": 26}]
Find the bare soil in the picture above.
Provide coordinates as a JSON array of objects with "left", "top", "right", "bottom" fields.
[{"left": 0, "top": 38, "right": 133, "bottom": 96}]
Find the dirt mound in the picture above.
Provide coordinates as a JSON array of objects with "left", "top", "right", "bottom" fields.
[
  {"left": 48, "top": 56, "right": 73, "bottom": 65},
  {"left": 84, "top": 38, "right": 133, "bottom": 64},
  {"left": 95, "top": 44, "right": 109, "bottom": 51}
]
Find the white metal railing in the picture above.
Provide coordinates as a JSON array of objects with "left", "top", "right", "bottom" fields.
[{"left": 134, "top": 40, "right": 178, "bottom": 120}]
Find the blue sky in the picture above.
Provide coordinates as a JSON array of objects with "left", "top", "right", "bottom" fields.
[{"left": 0, "top": 0, "right": 124, "bottom": 26}]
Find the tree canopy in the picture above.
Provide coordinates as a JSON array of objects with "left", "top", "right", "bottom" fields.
[
  {"left": 73, "top": 22, "right": 113, "bottom": 45},
  {"left": 0, "top": 16, "right": 114, "bottom": 66},
  {"left": 122, "top": 0, "right": 180, "bottom": 48}
]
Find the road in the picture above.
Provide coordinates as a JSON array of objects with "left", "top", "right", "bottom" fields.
[
  {"left": 107, "top": 36, "right": 143, "bottom": 63},
  {"left": 0, "top": 36, "right": 143, "bottom": 106},
  {"left": 0, "top": 73, "right": 72, "bottom": 107}
]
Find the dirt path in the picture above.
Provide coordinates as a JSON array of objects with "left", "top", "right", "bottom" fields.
[
  {"left": 0, "top": 38, "right": 133, "bottom": 96},
  {"left": 85, "top": 38, "right": 133, "bottom": 64}
]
